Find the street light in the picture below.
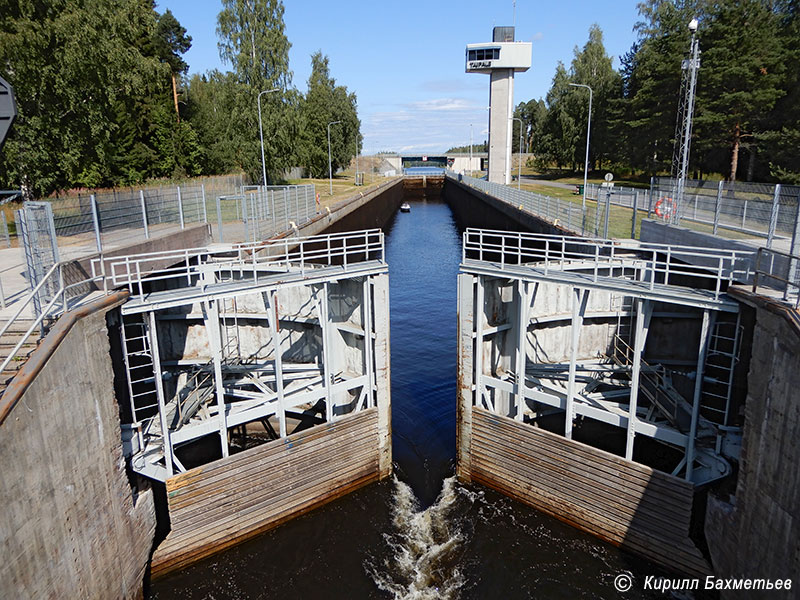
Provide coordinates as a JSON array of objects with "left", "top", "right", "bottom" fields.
[
  {"left": 512, "top": 117, "right": 524, "bottom": 190},
  {"left": 257, "top": 88, "right": 280, "bottom": 187},
  {"left": 327, "top": 120, "right": 341, "bottom": 196},
  {"left": 569, "top": 82, "right": 593, "bottom": 234},
  {"left": 469, "top": 124, "right": 473, "bottom": 175}
]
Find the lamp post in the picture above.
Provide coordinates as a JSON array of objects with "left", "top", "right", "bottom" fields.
[
  {"left": 469, "top": 123, "right": 473, "bottom": 176},
  {"left": 257, "top": 88, "right": 280, "bottom": 187},
  {"left": 327, "top": 120, "right": 341, "bottom": 196},
  {"left": 569, "top": 83, "right": 593, "bottom": 234},
  {"left": 512, "top": 117, "right": 524, "bottom": 190}
]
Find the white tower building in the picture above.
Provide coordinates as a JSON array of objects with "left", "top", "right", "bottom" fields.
[{"left": 466, "top": 27, "right": 531, "bottom": 184}]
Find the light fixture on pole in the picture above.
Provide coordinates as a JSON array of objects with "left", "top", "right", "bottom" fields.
[
  {"left": 257, "top": 88, "right": 280, "bottom": 187},
  {"left": 512, "top": 117, "right": 524, "bottom": 190},
  {"left": 569, "top": 82, "right": 593, "bottom": 234},
  {"left": 327, "top": 120, "right": 342, "bottom": 196},
  {"left": 469, "top": 124, "right": 473, "bottom": 175}
]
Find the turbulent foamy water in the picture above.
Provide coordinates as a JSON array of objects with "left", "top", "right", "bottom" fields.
[{"left": 366, "top": 477, "right": 476, "bottom": 600}]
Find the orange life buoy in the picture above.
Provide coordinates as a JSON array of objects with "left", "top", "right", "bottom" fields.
[{"left": 654, "top": 197, "right": 675, "bottom": 218}]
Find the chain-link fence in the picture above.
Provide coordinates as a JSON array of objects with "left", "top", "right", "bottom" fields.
[
  {"left": 651, "top": 178, "right": 800, "bottom": 250},
  {"left": 212, "top": 185, "right": 317, "bottom": 243},
  {"left": 47, "top": 174, "right": 246, "bottom": 259},
  {"left": 454, "top": 172, "right": 587, "bottom": 233},
  {"left": 453, "top": 172, "right": 644, "bottom": 238}
]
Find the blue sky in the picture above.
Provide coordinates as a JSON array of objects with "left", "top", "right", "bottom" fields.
[{"left": 159, "top": 0, "right": 642, "bottom": 153}]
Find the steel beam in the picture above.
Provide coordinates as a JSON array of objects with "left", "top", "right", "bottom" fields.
[
  {"left": 474, "top": 277, "right": 486, "bottom": 410},
  {"left": 268, "top": 291, "right": 287, "bottom": 437},
  {"left": 147, "top": 311, "right": 175, "bottom": 476},
  {"left": 513, "top": 280, "right": 533, "bottom": 421},
  {"left": 686, "top": 309, "right": 712, "bottom": 482},
  {"left": 362, "top": 277, "right": 375, "bottom": 408},
  {"left": 317, "top": 283, "right": 333, "bottom": 422},
  {"left": 625, "top": 299, "right": 652, "bottom": 461},
  {"left": 205, "top": 299, "right": 230, "bottom": 458},
  {"left": 565, "top": 288, "right": 589, "bottom": 439},
  {"left": 372, "top": 272, "right": 392, "bottom": 478},
  {"left": 457, "top": 273, "right": 476, "bottom": 481}
]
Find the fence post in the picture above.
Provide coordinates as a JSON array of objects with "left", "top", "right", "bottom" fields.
[
  {"left": 177, "top": 186, "right": 185, "bottom": 229},
  {"left": 603, "top": 187, "right": 611, "bottom": 239},
  {"left": 767, "top": 184, "right": 781, "bottom": 249},
  {"left": 201, "top": 184, "right": 208, "bottom": 223},
  {"left": 1, "top": 212, "right": 9, "bottom": 248},
  {"left": 647, "top": 176, "right": 655, "bottom": 218},
  {"left": 242, "top": 194, "right": 250, "bottom": 243},
  {"left": 713, "top": 180, "right": 723, "bottom": 235},
  {"left": 631, "top": 191, "right": 639, "bottom": 239},
  {"left": 216, "top": 196, "right": 224, "bottom": 243},
  {"left": 785, "top": 194, "right": 800, "bottom": 301},
  {"left": 741, "top": 199, "right": 748, "bottom": 230},
  {"left": 139, "top": 190, "right": 149, "bottom": 239},
  {"left": 90, "top": 194, "right": 102, "bottom": 252}
]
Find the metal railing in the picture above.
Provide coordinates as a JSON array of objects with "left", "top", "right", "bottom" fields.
[
  {"left": 462, "top": 228, "right": 754, "bottom": 300},
  {"left": 47, "top": 174, "right": 246, "bottom": 258},
  {"left": 98, "top": 229, "right": 385, "bottom": 296},
  {"left": 751, "top": 246, "right": 800, "bottom": 308},
  {"left": 452, "top": 172, "right": 586, "bottom": 232},
  {"left": 0, "top": 261, "right": 104, "bottom": 379},
  {"left": 652, "top": 178, "right": 800, "bottom": 247}
]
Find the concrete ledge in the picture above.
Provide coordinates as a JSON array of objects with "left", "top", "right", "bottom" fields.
[{"left": 640, "top": 219, "right": 759, "bottom": 254}]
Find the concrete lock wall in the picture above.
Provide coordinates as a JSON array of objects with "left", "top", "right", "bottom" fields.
[
  {"left": 0, "top": 303, "right": 156, "bottom": 599},
  {"left": 705, "top": 292, "right": 800, "bottom": 591},
  {"left": 443, "top": 177, "right": 572, "bottom": 235}
]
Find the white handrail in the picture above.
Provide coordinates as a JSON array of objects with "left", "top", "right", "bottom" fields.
[{"left": 0, "top": 261, "right": 60, "bottom": 340}]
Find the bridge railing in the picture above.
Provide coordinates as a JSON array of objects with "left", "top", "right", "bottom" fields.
[
  {"left": 462, "top": 228, "right": 754, "bottom": 300},
  {"left": 96, "top": 229, "right": 385, "bottom": 296},
  {"left": 751, "top": 246, "right": 800, "bottom": 308}
]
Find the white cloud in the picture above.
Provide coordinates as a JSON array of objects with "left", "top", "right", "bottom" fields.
[{"left": 406, "top": 98, "right": 479, "bottom": 112}]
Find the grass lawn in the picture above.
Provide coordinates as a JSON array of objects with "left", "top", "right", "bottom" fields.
[
  {"left": 287, "top": 170, "right": 399, "bottom": 209},
  {"left": 519, "top": 181, "right": 646, "bottom": 239}
]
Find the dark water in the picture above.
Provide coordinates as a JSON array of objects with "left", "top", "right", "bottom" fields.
[{"left": 150, "top": 198, "right": 661, "bottom": 599}]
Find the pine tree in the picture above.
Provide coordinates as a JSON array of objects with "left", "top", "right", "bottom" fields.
[{"left": 695, "top": 0, "right": 785, "bottom": 181}]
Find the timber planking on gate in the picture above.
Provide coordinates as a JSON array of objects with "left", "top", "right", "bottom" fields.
[
  {"left": 468, "top": 407, "right": 711, "bottom": 577},
  {"left": 150, "top": 408, "right": 380, "bottom": 578}
]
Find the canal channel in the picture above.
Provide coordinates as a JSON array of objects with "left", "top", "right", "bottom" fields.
[{"left": 150, "top": 195, "right": 664, "bottom": 599}]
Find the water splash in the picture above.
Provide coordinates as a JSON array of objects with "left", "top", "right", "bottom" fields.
[{"left": 366, "top": 476, "right": 471, "bottom": 600}]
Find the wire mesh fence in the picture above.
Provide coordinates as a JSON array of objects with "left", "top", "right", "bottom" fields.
[
  {"left": 46, "top": 174, "right": 246, "bottom": 259},
  {"left": 652, "top": 178, "right": 800, "bottom": 249},
  {"left": 453, "top": 172, "right": 636, "bottom": 238},
  {"left": 455, "top": 172, "right": 586, "bottom": 232}
]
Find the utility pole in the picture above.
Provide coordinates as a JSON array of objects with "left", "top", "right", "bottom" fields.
[
  {"left": 258, "top": 88, "right": 280, "bottom": 188},
  {"left": 512, "top": 117, "right": 524, "bottom": 190},
  {"left": 328, "top": 120, "right": 341, "bottom": 196},
  {"left": 569, "top": 83, "right": 593, "bottom": 235}
]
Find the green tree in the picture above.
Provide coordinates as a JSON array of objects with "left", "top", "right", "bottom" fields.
[
  {"left": 760, "top": 0, "right": 800, "bottom": 182},
  {"left": 694, "top": 0, "right": 785, "bottom": 181},
  {"left": 298, "top": 52, "right": 360, "bottom": 178},
  {"left": 152, "top": 8, "right": 192, "bottom": 120},
  {"left": 215, "top": 0, "right": 294, "bottom": 183},
  {"left": 617, "top": 1, "right": 702, "bottom": 176},
  {"left": 513, "top": 98, "right": 546, "bottom": 154},
  {"left": 0, "top": 0, "right": 166, "bottom": 196},
  {"left": 570, "top": 25, "right": 622, "bottom": 169},
  {"left": 538, "top": 62, "right": 578, "bottom": 169}
]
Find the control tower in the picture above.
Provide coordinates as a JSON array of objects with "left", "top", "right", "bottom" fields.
[{"left": 466, "top": 27, "right": 531, "bottom": 184}]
